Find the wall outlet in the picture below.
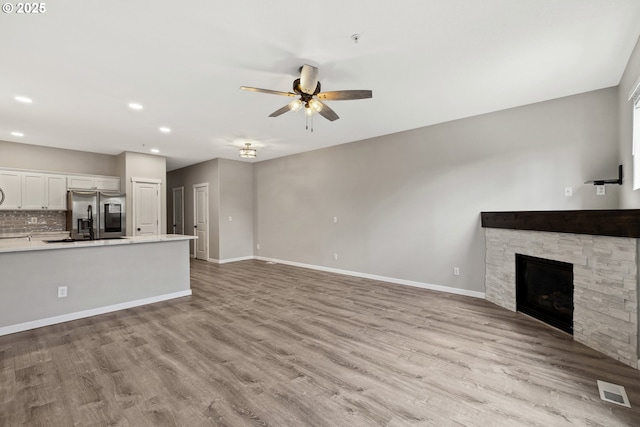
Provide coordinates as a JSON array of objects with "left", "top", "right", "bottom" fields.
[
  {"left": 29, "top": 217, "right": 38, "bottom": 224},
  {"left": 228, "top": 216, "right": 233, "bottom": 222},
  {"left": 564, "top": 187, "right": 572, "bottom": 197},
  {"left": 333, "top": 253, "right": 338, "bottom": 261},
  {"left": 453, "top": 267, "right": 460, "bottom": 276},
  {"left": 256, "top": 243, "right": 260, "bottom": 250},
  {"left": 58, "top": 286, "right": 68, "bottom": 298},
  {"left": 596, "top": 185, "right": 605, "bottom": 196},
  {"left": 333, "top": 216, "right": 338, "bottom": 223}
]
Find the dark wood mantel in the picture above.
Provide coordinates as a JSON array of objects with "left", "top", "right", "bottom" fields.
[{"left": 481, "top": 209, "right": 640, "bottom": 238}]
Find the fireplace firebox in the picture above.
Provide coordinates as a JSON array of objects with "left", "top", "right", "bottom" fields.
[{"left": 516, "top": 254, "right": 573, "bottom": 334}]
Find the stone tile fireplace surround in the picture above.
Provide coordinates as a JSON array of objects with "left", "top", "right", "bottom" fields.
[{"left": 482, "top": 210, "right": 639, "bottom": 369}]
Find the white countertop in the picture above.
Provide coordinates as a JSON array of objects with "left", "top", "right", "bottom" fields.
[{"left": 0, "top": 234, "right": 196, "bottom": 254}]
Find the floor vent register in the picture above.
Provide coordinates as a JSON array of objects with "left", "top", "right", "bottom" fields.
[{"left": 597, "top": 380, "right": 630, "bottom": 408}]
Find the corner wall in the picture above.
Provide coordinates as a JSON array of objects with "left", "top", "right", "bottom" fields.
[
  {"left": 619, "top": 35, "right": 640, "bottom": 208},
  {"left": 254, "top": 88, "right": 619, "bottom": 294},
  {"left": 118, "top": 151, "right": 167, "bottom": 236},
  {"left": 166, "top": 158, "right": 220, "bottom": 259}
]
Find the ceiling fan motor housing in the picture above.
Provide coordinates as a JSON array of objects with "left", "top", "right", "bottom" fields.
[{"left": 293, "top": 79, "right": 321, "bottom": 98}]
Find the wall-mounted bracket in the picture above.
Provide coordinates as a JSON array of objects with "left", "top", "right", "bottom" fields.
[{"left": 584, "top": 165, "right": 623, "bottom": 186}]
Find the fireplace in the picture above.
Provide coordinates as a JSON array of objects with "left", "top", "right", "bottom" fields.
[{"left": 516, "top": 254, "right": 573, "bottom": 335}]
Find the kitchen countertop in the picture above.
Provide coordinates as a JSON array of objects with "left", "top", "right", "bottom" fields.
[{"left": 0, "top": 234, "right": 196, "bottom": 254}]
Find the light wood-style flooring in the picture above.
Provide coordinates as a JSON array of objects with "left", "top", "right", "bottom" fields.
[{"left": 2, "top": 259, "right": 640, "bottom": 426}]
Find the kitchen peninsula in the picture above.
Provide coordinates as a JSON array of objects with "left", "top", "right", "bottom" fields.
[{"left": 0, "top": 234, "right": 196, "bottom": 336}]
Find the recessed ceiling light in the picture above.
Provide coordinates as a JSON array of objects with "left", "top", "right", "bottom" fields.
[
  {"left": 159, "top": 127, "right": 171, "bottom": 133},
  {"left": 15, "top": 96, "right": 32, "bottom": 103},
  {"left": 150, "top": 148, "right": 160, "bottom": 154},
  {"left": 11, "top": 131, "right": 24, "bottom": 137},
  {"left": 128, "top": 102, "right": 143, "bottom": 110}
]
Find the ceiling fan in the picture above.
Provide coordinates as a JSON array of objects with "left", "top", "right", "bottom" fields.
[{"left": 240, "top": 64, "right": 372, "bottom": 129}]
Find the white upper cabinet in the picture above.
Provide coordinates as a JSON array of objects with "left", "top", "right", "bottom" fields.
[
  {"left": 66, "top": 176, "right": 94, "bottom": 190},
  {"left": 95, "top": 177, "right": 120, "bottom": 192},
  {"left": 67, "top": 175, "right": 120, "bottom": 192},
  {"left": 45, "top": 174, "right": 67, "bottom": 209},
  {"left": 21, "top": 173, "right": 45, "bottom": 209},
  {"left": 21, "top": 173, "right": 67, "bottom": 210},
  {"left": 0, "top": 170, "right": 120, "bottom": 210},
  {"left": 0, "top": 170, "right": 23, "bottom": 209}
]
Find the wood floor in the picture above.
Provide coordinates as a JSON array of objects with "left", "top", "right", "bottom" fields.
[{"left": 1, "top": 259, "right": 640, "bottom": 426}]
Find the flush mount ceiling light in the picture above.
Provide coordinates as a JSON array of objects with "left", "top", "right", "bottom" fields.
[
  {"left": 11, "top": 131, "right": 24, "bottom": 137},
  {"left": 159, "top": 127, "right": 171, "bottom": 133},
  {"left": 239, "top": 143, "right": 257, "bottom": 158},
  {"left": 150, "top": 148, "right": 160, "bottom": 154},
  {"left": 128, "top": 102, "right": 143, "bottom": 110},
  {"left": 14, "top": 96, "right": 32, "bottom": 103}
]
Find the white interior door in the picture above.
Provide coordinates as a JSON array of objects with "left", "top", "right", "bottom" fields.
[
  {"left": 133, "top": 181, "right": 160, "bottom": 236},
  {"left": 172, "top": 186, "right": 184, "bottom": 234},
  {"left": 193, "top": 183, "right": 208, "bottom": 260}
]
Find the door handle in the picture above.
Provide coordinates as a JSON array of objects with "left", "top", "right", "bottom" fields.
[
  {"left": 137, "top": 227, "right": 141, "bottom": 232},
  {"left": 194, "top": 225, "right": 197, "bottom": 228}
]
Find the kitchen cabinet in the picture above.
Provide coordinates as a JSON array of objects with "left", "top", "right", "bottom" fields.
[
  {"left": 0, "top": 170, "right": 23, "bottom": 210},
  {"left": 22, "top": 173, "right": 66, "bottom": 210},
  {"left": 67, "top": 175, "right": 120, "bottom": 192},
  {"left": 0, "top": 169, "right": 121, "bottom": 211}
]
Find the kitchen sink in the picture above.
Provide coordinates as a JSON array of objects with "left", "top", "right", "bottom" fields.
[{"left": 44, "top": 237, "right": 127, "bottom": 243}]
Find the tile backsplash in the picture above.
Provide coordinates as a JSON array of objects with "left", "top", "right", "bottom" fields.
[{"left": 0, "top": 210, "right": 66, "bottom": 234}]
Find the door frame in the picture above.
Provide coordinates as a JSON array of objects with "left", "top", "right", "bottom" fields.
[
  {"left": 172, "top": 186, "right": 184, "bottom": 234},
  {"left": 131, "top": 177, "right": 162, "bottom": 237},
  {"left": 193, "top": 183, "right": 209, "bottom": 260}
]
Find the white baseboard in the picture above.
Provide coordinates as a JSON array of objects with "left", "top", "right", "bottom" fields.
[
  {"left": 0, "top": 290, "right": 192, "bottom": 337},
  {"left": 207, "top": 256, "right": 254, "bottom": 264},
  {"left": 254, "top": 256, "right": 485, "bottom": 299},
  {"left": 219, "top": 256, "right": 254, "bottom": 264}
]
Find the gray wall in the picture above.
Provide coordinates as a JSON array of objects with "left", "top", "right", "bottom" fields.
[
  {"left": 167, "top": 158, "right": 221, "bottom": 259},
  {"left": 254, "top": 88, "right": 619, "bottom": 293},
  {"left": 0, "top": 140, "right": 118, "bottom": 175},
  {"left": 619, "top": 35, "right": 640, "bottom": 208},
  {"left": 118, "top": 151, "right": 168, "bottom": 236},
  {"left": 219, "top": 160, "right": 254, "bottom": 260},
  {"left": 167, "top": 158, "right": 254, "bottom": 261}
]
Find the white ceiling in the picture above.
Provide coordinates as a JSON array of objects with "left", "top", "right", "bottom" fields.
[{"left": 2, "top": 1, "right": 640, "bottom": 171}]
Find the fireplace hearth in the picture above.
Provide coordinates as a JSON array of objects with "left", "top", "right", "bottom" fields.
[
  {"left": 482, "top": 221, "right": 638, "bottom": 369},
  {"left": 516, "top": 254, "right": 573, "bottom": 334}
]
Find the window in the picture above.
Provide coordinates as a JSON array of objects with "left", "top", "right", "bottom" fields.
[{"left": 632, "top": 78, "right": 640, "bottom": 190}]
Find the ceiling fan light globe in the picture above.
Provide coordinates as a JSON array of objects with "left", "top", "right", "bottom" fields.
[
  {"left": 288, "top": 99, "right": 303, "bottom": 112},
  {"left": 304, "top": 105, "right": 315, "bottom": 117},
  {"left": 309, "top": 98, "right": 323, "bottom": 113}
]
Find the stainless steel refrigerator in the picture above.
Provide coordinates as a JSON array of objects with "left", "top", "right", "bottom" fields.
[{"left": 67, "top": 191, "right": 126, "bottom": 240}]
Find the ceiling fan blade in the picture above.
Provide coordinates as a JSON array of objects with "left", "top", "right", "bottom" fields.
[
  {"left": 268, "top": 104, "right": 292, "bottom": 118},
  {"left": 240, "top": 86, "right": 296, "bottom": 97},
  {"left": 299, "top": 64, "right": 319, "bottom": 95},
  {"left": 316, "top": 101, "right": 339, "bottom": 122},
  {"left": 317, "top": 90, "right": 373, "bottom": 101}
]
